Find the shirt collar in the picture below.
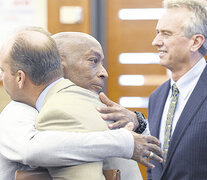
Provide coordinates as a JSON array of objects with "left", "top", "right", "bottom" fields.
[
  {"left": 36, "top": 78, "right": 64, "bottom": 112},
  {"left": 170, "top": 57, "right": 206, "bottom": 100}
]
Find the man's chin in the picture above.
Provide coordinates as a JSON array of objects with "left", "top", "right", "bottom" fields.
[
  {"left": 159, "top": 59, "right": 168, "bottom": 68},
  {"left": 91, "top": 85, "right": 103, "bottom": 94}
]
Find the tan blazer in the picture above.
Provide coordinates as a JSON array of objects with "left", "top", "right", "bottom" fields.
[
  {"left": 35, "top": 79, "right": 108, "bottom": 180},
  {"left": 35, "top": 79, "right": 143, "bottom": 180}
]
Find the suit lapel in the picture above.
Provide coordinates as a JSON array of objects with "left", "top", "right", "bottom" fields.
[
  {"left": 161, "top": 66, "right": 207, "bottom": 178},
  {"left": 149, "top": 80, "right": 170, "bottom": 172},
  {"left": 150, "top": 80, "right": 171, "bottom": 138}
]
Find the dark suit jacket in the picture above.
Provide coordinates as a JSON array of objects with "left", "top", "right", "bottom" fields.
[{"left": 147, "top": 65, "right": 207, "bottom": 180}]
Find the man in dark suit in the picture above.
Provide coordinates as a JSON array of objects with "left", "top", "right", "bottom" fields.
[{"left": 147, "top": 0, "right": 207, "bottom": 179}]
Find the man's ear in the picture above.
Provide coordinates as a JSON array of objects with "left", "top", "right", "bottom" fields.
[
  {"left": 16, "top": 70, "right": 26, "bottom": 89},
  {"left": 190, "top": 34, "right": 205, "bottom": 52},
  {"left": 61, "top": 55, "right": 67, "bottom": 71}
]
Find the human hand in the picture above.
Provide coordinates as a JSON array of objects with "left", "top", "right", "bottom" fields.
[
  {"left": 124, "top": 122, "right": 135, "bottom": 131},
  {"left": 131, "top": 131, "right": 163, "bottom": 168},
  {"left": 97, "top": 92, "right": 139, "bottom": 130}
]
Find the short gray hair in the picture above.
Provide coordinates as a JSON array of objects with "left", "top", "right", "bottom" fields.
[
  {"left": 163, "top": 0, "right": 207, "bottom": 56},
  {"left": 9, "top": 26, "right": 63, "bottom": 85}
]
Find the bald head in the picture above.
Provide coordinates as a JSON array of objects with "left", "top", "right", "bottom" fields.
[
  {"left": 52, "top": 32, "right": 108, "bottom": 94},
  {"left": 52, "top": 32, "right": 102, "bottom": 57}
]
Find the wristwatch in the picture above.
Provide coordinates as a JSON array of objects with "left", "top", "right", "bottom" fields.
[{"left": 134, "top": 111, "right": 147, "bottom": 134}]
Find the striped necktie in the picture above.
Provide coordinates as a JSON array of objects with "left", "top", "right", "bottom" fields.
[{"left": 163, "top": 84, "right": 179, "bottom": 163}]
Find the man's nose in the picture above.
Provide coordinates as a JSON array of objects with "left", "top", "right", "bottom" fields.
[
  {"left": 98, "top": 65, "right": 108, "bottom": 79},
  {"left": 152, "top": 34, "right": 163, "bottom": 47}
]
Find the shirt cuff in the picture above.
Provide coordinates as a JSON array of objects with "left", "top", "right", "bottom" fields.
[{"left": 117, "top": 128, "right": 134, "bottom": 159}]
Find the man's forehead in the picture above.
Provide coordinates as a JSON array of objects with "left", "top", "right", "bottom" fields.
[
  {"left": 156, "top": 8, "right": 188, "bottom": 31},
  {"left": 84, "top": 47, "right": 104, "bottom": 59}
]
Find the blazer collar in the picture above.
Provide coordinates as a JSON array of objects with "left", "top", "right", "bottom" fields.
[{"left": 43, "top": 79, "right": 75, "bottom": 105}]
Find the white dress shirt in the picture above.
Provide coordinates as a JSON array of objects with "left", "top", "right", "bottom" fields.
[
  {"left": 0, "top": 101, "right": 134, "bottom": 180},
  {"left": 159, "top": 58, "right": 206, "bottom": 149}
]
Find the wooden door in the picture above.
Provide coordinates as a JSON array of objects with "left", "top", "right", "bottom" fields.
[
  {"left": 48, "top": 0, "right": 91, "bottom": 34},
  {"left": 47, "top": 0, "right": 168, "bottom": 178},
  {"left": 106, "top": 0, "right": 167, "bottom": 179}
]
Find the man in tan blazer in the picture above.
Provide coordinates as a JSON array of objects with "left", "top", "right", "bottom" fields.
[
  {"left": 35, "top": 78, "right": 109, "bottom": 180},
  {"left": 0, "top": 26, "right": 163, "bottom": 180},
  {"left": 35, "top": 32, "right": 110, "bottom": 179},
  {"left": 50, "top": 32, "right": 144, "bottom": 180}
]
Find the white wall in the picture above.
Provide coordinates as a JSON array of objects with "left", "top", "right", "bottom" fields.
[{"left": 36, "top": 0, "right": 47, "bottom": 29}]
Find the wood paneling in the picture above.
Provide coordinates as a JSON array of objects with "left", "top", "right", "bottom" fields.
[
  {"left": 106, "top": 0, "right": 163, "bottom": 179},
  {"left": 108, "top": 64, "right": 166, "bottom": 75},
  {"left": 48, "top": 0, "right": 91, "bottom": 34},
  {"left": 47, "top": 0, "right": 166, "bottom": 178},
  {"left": 106, "top": 0, "right": 165, "bottom": 101}
]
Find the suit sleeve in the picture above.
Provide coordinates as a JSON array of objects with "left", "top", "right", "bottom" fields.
[
  {"left": 147, "top": 168, "right": 152, "bottom": 180},
  {"left": 24, "top": 128, "right": 134, "bottom": 167},
  {"left": 0, "top": 101, "right": 134, "bottom": 167}
]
